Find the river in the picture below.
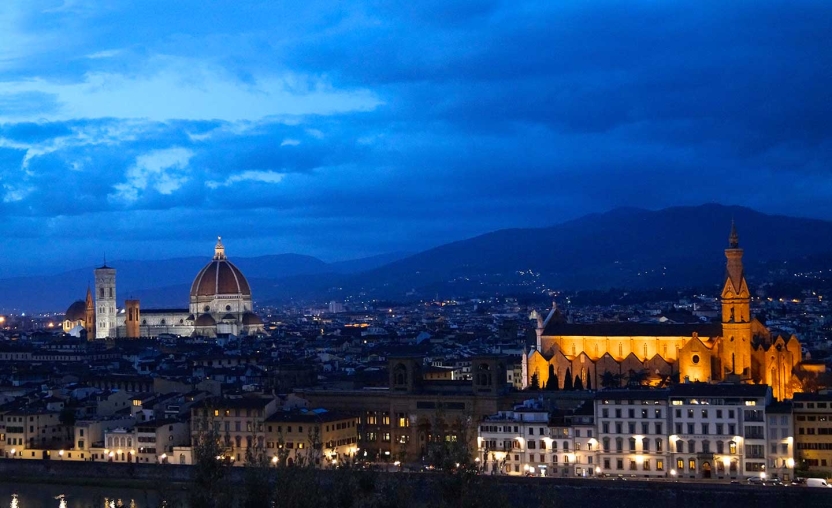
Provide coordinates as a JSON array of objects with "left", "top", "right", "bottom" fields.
[{"left": 0, "top": 483, "right": 183, "bottom": 508}]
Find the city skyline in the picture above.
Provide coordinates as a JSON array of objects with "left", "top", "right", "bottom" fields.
[{"left": 0, "top": 1, "right": 831, "bottom": 275}]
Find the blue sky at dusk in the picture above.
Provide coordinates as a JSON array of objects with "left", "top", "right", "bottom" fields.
[{"left": 0, "top": 1, "right": 830, "bottom": 276}]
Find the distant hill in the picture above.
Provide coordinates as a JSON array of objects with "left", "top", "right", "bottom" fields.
[
  {"left": 5, "top": 204, "right": 832, "bottom": 312},
  {"left": 336, "top": 204, "right": 832, "bottom": 299}
]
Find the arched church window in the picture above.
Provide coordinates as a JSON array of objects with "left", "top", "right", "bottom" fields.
[{"left": 643, "top": 344, "right": 647, "bottom": 359}]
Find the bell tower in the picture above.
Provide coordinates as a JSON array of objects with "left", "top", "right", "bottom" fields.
[
  {"left": 94, "top": 264, "right": 117, "bottom": 339},
  {"left": 720, "top": 221, "right": 752, "bottom": 378}
]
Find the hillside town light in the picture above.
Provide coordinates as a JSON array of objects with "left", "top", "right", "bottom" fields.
[{"left": 271, "top": 456, "right": 278, "bottom": 464}]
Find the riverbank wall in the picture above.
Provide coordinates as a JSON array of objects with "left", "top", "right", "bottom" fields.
[{"left": 0, "top": 459, "right": 831, "bottom": 508}]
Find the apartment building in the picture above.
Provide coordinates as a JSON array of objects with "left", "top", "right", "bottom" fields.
[
  {"left": 0, "top": 408, "right": 67, "bottom": 458},
  {"left": 793, "top": 393, "right": 832, "bottom": 473},
  {"left": 190, "top": 397, "right": 279, "bottom": 464},
  {"left": 567, "top": 402, "right": 596, "bottom": 477},
  {"left": 668, "top": 384, "right": 770, "bottom": 480},
  {"left": 478, "top": 399, "right": 552, "bottom": 476},
  {"left": 135, "top": 419, "right": 190, "bottom": 463},
  {"left": 595, "top": 389, "right": 669, "bottom": 479},
  {"left": 766, "top": 401, "right": 795, "bottom": 481},
  {"left": 264, "top": 410, "right": 358, "bottom": 466}
]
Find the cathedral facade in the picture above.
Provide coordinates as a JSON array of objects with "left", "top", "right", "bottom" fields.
[
  {"left": 525, "top": 225, "right": 802, "bottom": 401},
  {"left": 63, "top": 238, "right": 264, "bottom": 339}
]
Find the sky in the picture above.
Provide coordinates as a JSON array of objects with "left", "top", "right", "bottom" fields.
[{"left": 0, "top": 0, "right": 830, "bottom": 277}]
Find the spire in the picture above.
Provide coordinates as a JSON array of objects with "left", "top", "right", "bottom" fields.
[
  {"left": 729, "top": 220, "right": 739, "bottom": 249},
  {"left": 214, "top": 236, "right": 226, "bottom": 260},
  {"left": 723, "top": 220, "right": 745, "bottom": 294}
]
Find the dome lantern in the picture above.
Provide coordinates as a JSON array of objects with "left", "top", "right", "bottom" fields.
[{"left": 214, "top": 236, "right": 226, "bottom": 260}]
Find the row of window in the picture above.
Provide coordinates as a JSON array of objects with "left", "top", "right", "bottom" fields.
[
  {"left": 504, "top": 453, "right": 583, "bottom": 465},
  {"left": 797, "top": 427, "right": 832, "bottom": 435},
  {"left": 794, "top": 402, "right": 831, "bottom": 409},
  {"left": 602, "top": 457, "right": 666, "bottom": 471},
  {"left": 601, "top": 408, "right": 663, "bottom": 419},
  {"left": 796, "top": 442, "right": 832, "bottom": 450},
  {"left": 602, "top": 422, "right": 663, "bottom": 435},
  {"left": 673, "top": 422, "right": 736, "bottom": 435},
  {"left": 602, "top": 437, "right": 664, "bottom": 453},
  {"left": 362, "top": 413, "right": 409, "bottom": 428},
  {"left": 673, "top": 408, "right": 736, "bottom": 419}
]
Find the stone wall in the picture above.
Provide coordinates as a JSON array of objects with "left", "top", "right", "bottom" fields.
[{"left": 1, "top": 459, "right": 831, "bottom": 508}]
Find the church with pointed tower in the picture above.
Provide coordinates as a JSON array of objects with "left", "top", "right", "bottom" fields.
[{"left": 525, "top": 224, "right": 803, "bottom": 401}]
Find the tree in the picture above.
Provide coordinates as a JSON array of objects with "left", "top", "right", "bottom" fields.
[
  {"left": 600, "top": 371, "right": 622, "bottom": 389},
  {"left": 530, "top": 371, "right": 540, "bottom": 390},
  {"left": 188, "top": 409, "right": 234, "bottom": 508},
  {"left": 59, "top": 407, "right": 76, "bottom": 445},
  {"left": 626, "top": 369, "right": 649, "bottom": 387},
  {"left": 241, "top": 419, "right": 274, "bottom": 508},
  {"left": 545, "top": 365, "right": 558, "bottom": 391},
  {"left": 563, "top": 368, "right": 573, "bottom": 390},
  {"left": 425, "top": 405, "right": 475, "bottom": 472},
  {"left": 574, "top": 375, "right": 584, "bottom": 391}
]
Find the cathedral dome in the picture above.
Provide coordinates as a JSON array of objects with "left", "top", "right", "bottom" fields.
[
  {"left": 190, "top": 237, "right": 251, "bottom": 298},
  {"left": 65, "top": 300, "right": 86, "bottom": 322}
]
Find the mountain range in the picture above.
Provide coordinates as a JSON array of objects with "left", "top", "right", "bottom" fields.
[{"left": 4, "top": 204, "right": 832, "bottom": 313}]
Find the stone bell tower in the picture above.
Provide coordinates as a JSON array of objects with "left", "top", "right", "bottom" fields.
[{"left": 720, "top": 222, "right": 752, "bottom": 378}]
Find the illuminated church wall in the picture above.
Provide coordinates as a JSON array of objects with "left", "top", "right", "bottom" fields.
[{"left": 524, "top": 224, "right": 804, "bottom": 401}]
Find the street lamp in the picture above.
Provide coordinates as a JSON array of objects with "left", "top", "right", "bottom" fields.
[
  {"left": 59, "top": 450, "right": 64, "bottom": 460},
  {"left": 670, "top": 469, "right": 677, "bottom": 481}
]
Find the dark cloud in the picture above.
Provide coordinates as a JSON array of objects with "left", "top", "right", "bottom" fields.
[{"left": 0, "top": 1, "right": 830, "bottom": 276}]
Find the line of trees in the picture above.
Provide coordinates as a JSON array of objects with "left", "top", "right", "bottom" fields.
[
  {"left": 529, "top": 365, "right": 592, "bottom": 391},
  {"left": 530, "top": 367, "right": 660, "bottom": 391}
]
